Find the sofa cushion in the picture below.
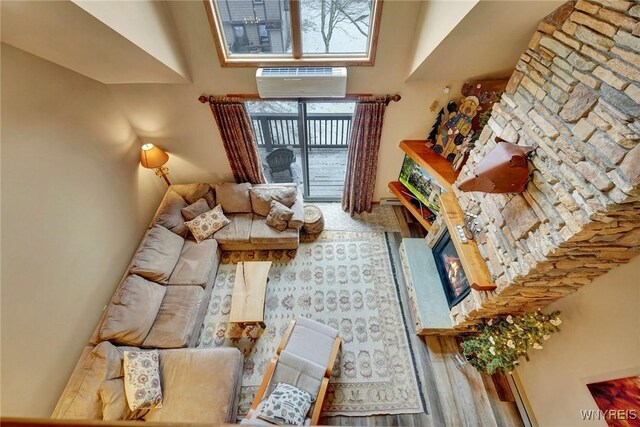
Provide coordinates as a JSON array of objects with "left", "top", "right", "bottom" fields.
[
  {"left": 54, "top": 342, "right": 139, "bottom": 419},
  {"left": 171, "top": 183, "right": 215, "bottom": 208},
  {"left": 168, "top": 239, "right": 218, "bottom": 287},
  {"left": 142, "top": 285, "right": 204, "bottom": 348},
  {"left": 266, "top": 200, "right": 294, "bottom": 232},
  {"left": 213, "top": 213, "right": 253, "bottom": 244},
  {"left": 250, "top": 186, "right": 297, "bottom": 216},
  {"left": 144, "top": 348, "right": 243, "bottom": 424},
  {"left": 130, "top": 225, "right": 184, "bottom": 284},
  {"left": 181, "top": 198, "right": 211, "bottom": 221},
  {"left": 215, "top": 183, "right": 252, "bottom": 213},
  {"left": 288, "top": 193, "right": 304, "bottom": 229},
  {"left": 184, "top": 205, "right": 231, "bottom": 244},
  {"left": 100, "top": 378, "right": 149, "bottom": 421},
  {"left": 99, "top": 275, "right": 166, "bottom": 346},
  {"left": 250, "top": 215, "right": 299, "bottom": 244},
  {"left": 155, "top": 191, "right": 189, "bottom": 237}
]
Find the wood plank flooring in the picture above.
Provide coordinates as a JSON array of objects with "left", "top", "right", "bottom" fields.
[{"left": 320, "top": 213, "right": 524, "bottom": 427}]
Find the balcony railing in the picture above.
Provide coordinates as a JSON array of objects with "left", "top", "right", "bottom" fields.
[{"left": 250, "top": 113, "right": 352, "bottom": 151}]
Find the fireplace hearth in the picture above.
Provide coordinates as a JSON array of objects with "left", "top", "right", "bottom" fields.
[{"left": 433, "top": 230, "right": 471, "bottom": 308}]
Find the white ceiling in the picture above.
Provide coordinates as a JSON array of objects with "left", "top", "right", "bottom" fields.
[{"left": 0, "top": 0, "right": 189, "bottom": 84}]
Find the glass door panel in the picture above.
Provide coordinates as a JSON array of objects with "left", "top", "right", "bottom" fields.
[{"left": 246, "top": 100, "right": 354, "bottom": 201}]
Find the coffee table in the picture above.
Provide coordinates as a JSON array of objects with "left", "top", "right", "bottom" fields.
[{"left": 229, "top": 261, "right": 272, "bottom": 330}]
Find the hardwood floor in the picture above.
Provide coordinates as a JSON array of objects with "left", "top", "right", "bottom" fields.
[{"left": 320, "top": 210, "right": 523, "bottom": 427}]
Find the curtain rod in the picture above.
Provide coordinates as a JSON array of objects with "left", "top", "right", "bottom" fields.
[{"left": 198, "top": 93, "right": 401, "bottom": 105}]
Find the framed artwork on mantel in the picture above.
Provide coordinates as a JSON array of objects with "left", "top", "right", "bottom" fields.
[{"left": 586, "top": 375, "right": 640, "bottom": 427}]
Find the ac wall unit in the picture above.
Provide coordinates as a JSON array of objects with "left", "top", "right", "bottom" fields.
[{"left": 256, "top": 67, "right": 347, "bottom": 98}]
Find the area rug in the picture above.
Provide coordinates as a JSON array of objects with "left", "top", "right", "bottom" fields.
[
  {"left": 314, "top": 203, "right": 401, "bottom": 233},
  {"left": 197, "top": 231, "right": 425, "bottom": 417}
]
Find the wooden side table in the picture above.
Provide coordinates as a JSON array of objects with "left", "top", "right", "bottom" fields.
[{"left": 303, "top": 205, "right": 325, "bottom": 234}]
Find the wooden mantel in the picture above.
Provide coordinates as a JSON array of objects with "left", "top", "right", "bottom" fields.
[
  {"left": 399, "top": 140, "right": 459, "bottom": 192},
  {"left": 439, "top": 192, "right": 496, "bottom": 291}
]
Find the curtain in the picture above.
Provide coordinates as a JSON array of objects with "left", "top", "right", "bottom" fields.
[
  {"left": 207, "top": 97, "right": 266, "bottom": 184},
  {"left": 342, "top": 96, "right": 389, "bottom": 216}
]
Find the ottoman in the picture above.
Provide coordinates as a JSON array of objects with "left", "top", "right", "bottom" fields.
[{"left": 303, "top": 205, "right": 324, "bottom": 234}]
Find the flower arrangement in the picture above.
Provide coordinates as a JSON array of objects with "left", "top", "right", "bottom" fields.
[{"left": 460, "top": 310, "right": 561, "bottom": 375}]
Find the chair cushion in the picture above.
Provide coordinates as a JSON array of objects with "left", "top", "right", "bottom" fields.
[
  {"left": 123, "top": 350, "right": 163, "bottom": 411},
  {"left": 99, "top": 275, "right": 166, "bottom": 346},
  {"left": 181, "top": 198, "right": 211, "bottom": 221},
  {"left": 284, "top": 318, "right": 338, "bottom": 370},
  {"left": 142, "top": 285, "right": 204, "bottom": 348},
  {"left": 155, "top": 191, "right": 189, "bottom": 237},
  {"left": 266, "top": 200, "right": 294, "bottom": 232},
  {"left": 214, "top": 213, "right": 253, "bottom": 244},
  {"left": 168, "top": 239, "right": 218, "bottom": 287},
  {"left": 144, "top": 348, "right": 243, "bottom": 424},
  {"left": 270, "top": 350, "right": 325, "bottom": 398},
  {"left": 250, "top": 186, "right": 297, "bottom": 216},
  {"left": 184, "top": 205, "right": 231, "bottom": 244},
  {"left": 171, "top": 183, "right": 215, "bottom": 207},
  {"left": 250, "top": 216, "right": 299, "bottom": 244},
  {"left": 216, "top": 183, "right": 252, "bottom": 213},
  {"left": 130, "top": 225, "right": 184, "bottom": 284}
]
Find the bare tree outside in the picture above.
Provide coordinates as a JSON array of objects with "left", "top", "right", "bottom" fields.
[{"left": 301, "top": 0, "right": 372, "bottom": 53}]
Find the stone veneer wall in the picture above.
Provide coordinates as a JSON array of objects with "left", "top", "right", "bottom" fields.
[{"left": 448, "top": 0, "right": 640, "bottom": 329}]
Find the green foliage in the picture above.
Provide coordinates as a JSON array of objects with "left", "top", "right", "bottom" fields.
[{"left": 460, "top": 310, "right": 561, "bottom": 375}]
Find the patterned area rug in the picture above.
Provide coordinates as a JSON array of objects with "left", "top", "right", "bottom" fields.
[
  {"left": 315, "top": 203, "right": 401, "bottom": 233},
  {"left": 198, "top": 231, "right": 425, "bottom": 417}
]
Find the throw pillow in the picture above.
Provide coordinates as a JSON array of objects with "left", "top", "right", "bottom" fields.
[
  {"left": 256, "top": 383, "right": 313, "bottom": 426},
  {"left": 250, "top": 186, "right": 297, "bottom": 216},
  {"left": 99, "top": 275, "right": 166, "bottom": 346},
  {"left": 181, "top": 198, "right": 210, "bottom": 221},
  {"left": 266, "top": 200, "right": 294, "bottom": 232},
  {"left": 123, "top": 350, "right": 163, "bottom": 412},
  {"left": 215, "top": 183, "right": 252, "bottom": 213},
  {"left": 100, "top": 378, "right": 149, "bottom": 421},
  {"left": 154, "top": 190, "right": 189, "bottom": 237},
  {"left": 184, "top": 205, "right": 231, "bottom": 243}
]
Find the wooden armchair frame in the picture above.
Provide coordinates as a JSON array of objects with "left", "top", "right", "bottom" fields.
[{"left": 246, "top": 319, "right": 342, "bottom": 426}]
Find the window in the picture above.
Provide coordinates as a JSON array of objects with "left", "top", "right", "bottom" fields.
[{"left": 204, "top": 0, "right": 382, "bottom": 67}]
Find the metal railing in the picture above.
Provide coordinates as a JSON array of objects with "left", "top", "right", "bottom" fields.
[{"left": 250, "top": 113, "right": 352, "bottom": 151}]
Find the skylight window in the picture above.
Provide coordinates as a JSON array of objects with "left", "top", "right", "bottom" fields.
[{"left": 204, "top": 0, "right": 382, "bottom": 67}]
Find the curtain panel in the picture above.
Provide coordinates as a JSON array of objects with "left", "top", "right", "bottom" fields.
[
  {"left": 207, "top": 97, "right": 266, "bottom": 184},
  {"left": 342, "top": 96, "right": 389, "bottom": 216}
]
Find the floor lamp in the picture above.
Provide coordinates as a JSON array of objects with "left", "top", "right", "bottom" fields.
[{"left": 140, "top": 143, "right": 171, "bottom": 186}]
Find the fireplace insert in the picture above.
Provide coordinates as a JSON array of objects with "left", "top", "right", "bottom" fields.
[{"left": 432, "top": 230, "right": 471, "bottom": 308}]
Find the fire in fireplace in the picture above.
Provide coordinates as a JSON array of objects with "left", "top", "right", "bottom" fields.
[{"left": 433, "top": 230, "right": 471, "bottom": 308}]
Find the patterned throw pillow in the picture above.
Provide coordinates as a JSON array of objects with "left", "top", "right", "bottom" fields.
[
  {"left": 184, "top": 204, "right": 230, "bottom": 243},
  {"left": 256, "top": 383, "right": 313, "bottom": 426},
  {"left": 123, "top": 350, "right": 163, "bottom": 412}
]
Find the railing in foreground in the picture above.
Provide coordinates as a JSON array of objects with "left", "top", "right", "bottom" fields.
[{"left": 250, "top": 113, "right": 352, "bottom": 150}]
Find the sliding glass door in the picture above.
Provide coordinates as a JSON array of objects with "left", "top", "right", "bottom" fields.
[{"left": 246, "top": 100, "right": 354, "bottom": 201}]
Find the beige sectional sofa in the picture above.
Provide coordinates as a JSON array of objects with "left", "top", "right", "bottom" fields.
[{"left": 53, "top": 182, "right": 304, "bottom": 423}]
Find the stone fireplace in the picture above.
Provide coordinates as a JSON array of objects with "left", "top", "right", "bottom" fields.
[
  {"left": 432, "top": 1, "right": 640, "bottom": 329},
  {"left": 432, "top": 230, "right": 472, "bottom": 308}
]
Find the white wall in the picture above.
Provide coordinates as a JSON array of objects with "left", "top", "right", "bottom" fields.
[
  {"left": 517, "top": 255, "right": 640, "bottom": 427},
  {"left": 105, "top": 0, "right": 466, "bottom": 201},
  {"left": 0, "top": 44, "right": 165, "bottom": 417}
]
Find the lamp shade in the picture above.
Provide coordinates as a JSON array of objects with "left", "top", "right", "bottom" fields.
[{"left": 140, "top": 143, "right": 169, "bottom": 169}]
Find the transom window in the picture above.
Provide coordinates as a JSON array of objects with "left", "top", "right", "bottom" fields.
[{"left": 204, "top": 0, "right": 382, "bottom": 67}]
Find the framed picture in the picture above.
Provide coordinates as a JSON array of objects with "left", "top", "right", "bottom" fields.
[
  {"left": 398, "top": 155, "right": 442, "bottom": 213},
  {"left": 586, "top": 375, "right": 640, "bottom": 427}
]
